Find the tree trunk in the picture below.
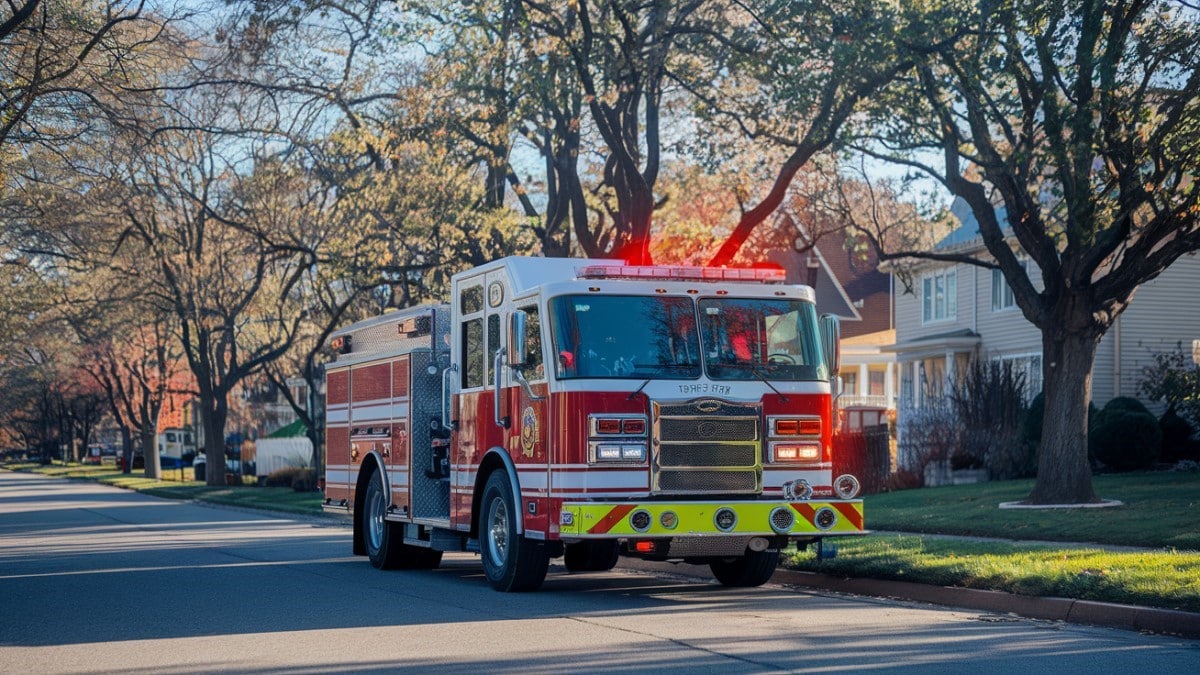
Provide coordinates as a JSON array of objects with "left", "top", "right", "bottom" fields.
[
  {"left": 1026, "top": 328, "right": 1100, "bottom": 504},
  {"left": 120, "top": 427, "right": 134, "bottom": 475},
  {"left": 141, "top": 427, "right": 161, "bottom": 480},
  {"left": 201, "top": 400, "right": 228, "bottom": 487}
]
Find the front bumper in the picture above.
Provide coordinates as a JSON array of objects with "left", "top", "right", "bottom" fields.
[{"left": 559, "top": 500, "right": 864, "bottom": 538}]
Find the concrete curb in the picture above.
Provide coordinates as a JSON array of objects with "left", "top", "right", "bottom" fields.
[{"left": 618, "top": 559, "right": 1200, "bottom": 640}]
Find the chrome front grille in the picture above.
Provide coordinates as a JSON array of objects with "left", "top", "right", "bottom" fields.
[{"left": 652, "top": 398, "right": 762, "bottom": 495}]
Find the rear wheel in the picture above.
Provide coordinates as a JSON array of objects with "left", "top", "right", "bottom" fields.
[
  {"left": 362, "top": 468, "right": 442, "bottom": 570},
  {"left": 480, "top": 471, "right": 548, "bottom": 591},
  {"left": 709, "top": 549, "right": 779, "bottom": 587},
  {"left": 563, "top": 540, "right": 620, "bottom": 573}
]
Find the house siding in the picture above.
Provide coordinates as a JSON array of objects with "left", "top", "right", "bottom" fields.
[
  {"left": 973, "top": 262, "right": 1043, "bottom": 358},
  {"left": 1095, "top": 253, "right": 1200, "bottom": 410},
  {"left": 897, "top": 261, "right": 973, "bottom": 341},
  {"left": 895, "top": 253, "right": 1200, "bottom": 411}
]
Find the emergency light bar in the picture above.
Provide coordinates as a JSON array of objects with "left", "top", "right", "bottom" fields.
[{"left": 577, "top": 264, "right": 785, "bottom": 283}]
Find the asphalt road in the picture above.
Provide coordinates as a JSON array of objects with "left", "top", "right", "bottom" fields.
[{"left": 1, "top": 470, "right": 1197, "bottom": 674}]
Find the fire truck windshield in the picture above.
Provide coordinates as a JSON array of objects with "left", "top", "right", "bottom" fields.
[
  {"left": 548, "top": 294, "right": 828, "bottom": 382},
  {"left": 549, "top": 295, "right": 701, "bottom": 379},
  {"left": 698, "top": 297, "right": 827, "bottom": 381}
]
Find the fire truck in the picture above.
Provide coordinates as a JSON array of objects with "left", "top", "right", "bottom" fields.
[{"left": 323, "top": 257, "right": 864, "bottom": 591}]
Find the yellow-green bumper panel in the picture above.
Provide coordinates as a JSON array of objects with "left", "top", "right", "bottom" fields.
[{"left": 560, "top": 500, "right": 864, "bottom": 537}]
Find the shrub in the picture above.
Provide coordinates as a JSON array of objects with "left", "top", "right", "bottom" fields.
[
  {"left": 950, "top": 359, "right": 1027, "bottom": 431},
  {"left": 897, "top": 401, "right": 960, "bottom": 478},
  {"left": 1019, "top": 392, "right": 1045, "bottom": 446},
  {"left": 290, "top": 468, "right": 317, "bottom": 492},
  {"left": 1101, "top": 396, "right": 1151, "bottom": 416},
  {"left": 1089, "top": 407, "right": 1162, "bottom": 471},
  {"left": 265, "top": 466, "right": 310, "bottom": 489},
  {"left": 1138, "top": 345, "right": 1200, "bottom": 428},
  {"left": 883, "top": 469, "right": 922, "bottom": 492},
  {"left": 1159, "top": 410, "right": 1197, "bottom": 463}
]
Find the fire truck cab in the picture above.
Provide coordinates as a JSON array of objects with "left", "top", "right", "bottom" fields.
[{"left": 323, "top": 256, "right": 864, "bottom": 591}]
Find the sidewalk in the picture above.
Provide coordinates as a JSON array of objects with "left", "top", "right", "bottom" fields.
[{"left": 617, "top": 556, "right": 1200, "bottom": 639}]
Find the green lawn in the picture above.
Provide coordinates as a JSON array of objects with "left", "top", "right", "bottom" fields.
[
  {"left": 786, "top": 470, "right": 1200, "bottom": 612},
  {"left": 861, "top": 471, "right": 1200, "bottom": 550},
  {"left": 786, "top": 534, "right": 1200, "bottom": 613}
]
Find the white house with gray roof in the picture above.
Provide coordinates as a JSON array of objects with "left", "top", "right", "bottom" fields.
[{"left": 887, "top": 200, "right": 1200, "bottom": 424}]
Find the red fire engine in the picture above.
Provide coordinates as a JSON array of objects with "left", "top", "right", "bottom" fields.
[{"left": 323, "top": 257, "right": 864, "bottom": 591}]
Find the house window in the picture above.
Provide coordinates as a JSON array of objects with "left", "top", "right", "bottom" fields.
[
  {"left": 842, "top": 371, "right": 858, "bottom": 395},
  {"left": 991, "top": 261, "right": 1026, "bottom": 312},
  {"left": 991, "top": 269, "right": 1015, "bottom": 311},
  {"left": 869, "top": 370, "right": 885, "bottom": 396},
  {"left": 922, "top": 269, "right": 957, "bottom": 323}
]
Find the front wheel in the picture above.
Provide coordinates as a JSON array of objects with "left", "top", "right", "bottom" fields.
[
  {"left": 480, "top": 471, "right": 548, "bottom": 591},
  {"left": 709, "top": 549, "right": 779, "bottom": 587}
]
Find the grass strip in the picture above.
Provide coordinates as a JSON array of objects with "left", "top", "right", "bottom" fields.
[
  {"left": 786, "top": 534, "right": 1200, "bottom": 613},
  {"left": 864, "top": 471, "right": 1200, "bottom": 550}
]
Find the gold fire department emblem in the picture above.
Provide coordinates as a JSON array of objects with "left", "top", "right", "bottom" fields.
[{"left": 520, "top": 406, "right": 539, "bottom": 457}]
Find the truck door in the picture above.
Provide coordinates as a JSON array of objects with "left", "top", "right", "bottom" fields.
[
  {"left": 506, "top": 299, "right": 550, "bottom": 535},
  {"left": 449, "top": 271, "right": 510, "bottom": 527}
]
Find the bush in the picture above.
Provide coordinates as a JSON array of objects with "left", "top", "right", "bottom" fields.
[
  {"left": 1019, "top": 392, "right": 1046, "bottom": 446},
  {"left": 1101, "top": 396, "right": 1151, "bottom": 416},
  {"left": 264, "top": 466, "right": 315, "bottom": 491},
  {"left": 290, "top": 468, "right": 317, "bottom": 492},
  {"left": 1160, "top": 410, "right": 1197, "bottom": 463},
  {"left": 1089, "top": 408, "right": 1162, "bottom": 471},
  {"left": 1138, "top": 345, "right": 1200, "bottom": 428},
  {"left": 883, "top": 469, "right": 922, "bottom": 492},
  {"left": 897, "top": 401, "right": 960, "bottom": 477}
]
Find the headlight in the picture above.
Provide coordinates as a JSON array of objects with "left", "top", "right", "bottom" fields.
[{"left": 592, "top": 442, "right": 647, "bottom": 462}]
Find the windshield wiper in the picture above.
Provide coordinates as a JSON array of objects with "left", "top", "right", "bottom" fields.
[
  {"left": 713, "top": 363, "right": 790, "bottom": 402},
  {"left": 628, "top": 378, "right": 651, "bottom": 401}
]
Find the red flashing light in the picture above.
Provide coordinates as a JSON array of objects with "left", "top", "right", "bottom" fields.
[
  {"left": 622, "top": 419, "right": 646, "bottom": 435},
  {"left": 596, "top": 418, "right": 622, "bottom": 434},
  {"left": 633, "top": 540, "right": 656, "bottom": 553},
  {"left": 578, "top": 264, "right": 785, "bottom": 283}
]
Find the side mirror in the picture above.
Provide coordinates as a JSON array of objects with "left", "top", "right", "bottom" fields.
[
  {"left": 508, "top": 310, "right": 529, "bottom": 367},
  {"left": 819, "top": 313, "right": 841, "bottom": 379}
]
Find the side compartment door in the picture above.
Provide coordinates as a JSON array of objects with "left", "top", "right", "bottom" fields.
[
  {"left": 388, "top": 356, "right": 411, "bottom": 516},
  {"left": 324, "top": 368, "right": 351, "bottom": 506},
  {"left": 347, "top": 361, "right": 392, "bottom": 511}
]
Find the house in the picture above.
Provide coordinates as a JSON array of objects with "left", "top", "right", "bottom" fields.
[{"left": 887, "top": 200, "right": 1200, "bottom": 430}]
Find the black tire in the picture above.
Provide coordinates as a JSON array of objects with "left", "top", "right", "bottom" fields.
[
  {"left": 563, "top": 540, "right": 620, "bottom": 573},
  {"left": 709, "top": 549, "right": 780, "bottom": 587},
  {"left": 363, "top": 468, "right": 443, "bottom": 570},
  {"left": 479, "top": 471, "right": 548, "bottom": 591}
]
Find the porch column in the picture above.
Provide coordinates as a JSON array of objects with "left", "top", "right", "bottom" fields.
[
  {"left": 858, "top": 363, "right": 869, "bottom": 397},
  {"left": 945, "top": 351, "right": 956, "bottom": 393}
]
